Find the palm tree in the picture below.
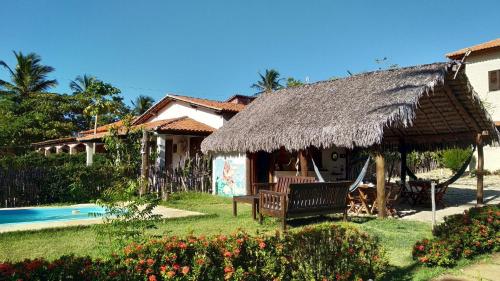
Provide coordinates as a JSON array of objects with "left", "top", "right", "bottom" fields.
[
  {"left": 0, "top": 51, "right": 57, "bottom": 97},
  {"left": 70, "top": 74, "right": 95, "bottom": 93},
  {"left": 251, "top": 69, "right": 283, "bottom": 93},
  {"left": 132, "top": 95, "right": 155, "bottom": 115}
]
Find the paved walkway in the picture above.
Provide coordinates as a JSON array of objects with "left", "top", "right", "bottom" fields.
[
  {"left": 434, "top": 253, "right": 500, "bottom": 281},
  {"left": 398, "top": 172, "right": 500, "bottom": 223},
  {"left": 0, "top": 206, "right": 202, "bottom": 233}
]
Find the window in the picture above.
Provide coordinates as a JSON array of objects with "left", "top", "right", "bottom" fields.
[{"left": 489, "top": 70, "right": 500, "bottom": 91}]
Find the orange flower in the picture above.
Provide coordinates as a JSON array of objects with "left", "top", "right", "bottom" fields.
[
  {"left": 160, "top": 265, "right": 167, "bottom": 273},
  {"left": 147, "top": 259, "right": 155, "bottom": 266},
  {"left": 166, "top": 271, "right": 176, "bottom": 277},
  {"left": 224, "top": 266, "right": 233, "bottom": 273},
  {"left": 224, "top": 251, "right": 232, "bottom": 258},
  {"left": 182, "top": 266, "right": 190, "bottom": 275},
  {"left": 419, "top": 256, "right": 429, "bottom": 263},
  {"left": 178, "top": 242, "right": 187, "bottom": 250},
  {"left": 148, "top": 275, "right": 157, "bottom": 281},
  {"left": 259, "top": 242, "right": 266, "bottom": 249}
]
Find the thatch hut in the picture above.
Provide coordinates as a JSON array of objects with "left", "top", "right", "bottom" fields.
[{"left": 202, "top": 62, "right": 499, "bottom": 217}]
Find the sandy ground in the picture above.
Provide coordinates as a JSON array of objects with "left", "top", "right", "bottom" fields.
[
  {"left": 0, "top": 206, "right": 203, "bottom": 233},
  {"left": 398, "top": 169, "right": 500, "bottom": 223}
]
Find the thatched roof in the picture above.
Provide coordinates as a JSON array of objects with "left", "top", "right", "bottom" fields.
[{"left": 202, "top": 62, "right": 499, "bottom": 153}]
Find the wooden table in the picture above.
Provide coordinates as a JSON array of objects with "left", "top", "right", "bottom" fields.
[{"left": 232, "top": 195, "right": 259, "bottom": 220}]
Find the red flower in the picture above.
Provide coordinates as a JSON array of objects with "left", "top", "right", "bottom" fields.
[
  {"left": 160, "top": 266, "right": 167, "bottom": 273},
  {"left": 419, "top": 256, "right": 429, "bottom": 263},
  {"left": 178, "top": 242, "right": 187, "bottom": 250},
  {"left": 259, "top": 242, "right": 266, "bottom": 249},
  {"left": 147, "top": 258, "right": 155, "bottom": 266},
  {"left": 149, "top": 275, "right": 157, "bottom": 281},
  {"left": 173, "top": 263, "right": 180, "bottom": 270},
  {"left": 418, "top": 245, "right": 425, "bottom": 251},
  {"left": 224, "top": 266, "right": 234, "bottom": 273},
  {"left": 224, "top": 251, "right": 232, "bottom": 258},
  {"left": 196, "top": 258, "right": 205, "bottom": 265},
  {"left": 182, "top": 266, "right": 190, "bottom": 275}
]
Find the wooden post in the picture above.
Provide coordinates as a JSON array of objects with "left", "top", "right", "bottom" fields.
[
  {"left": 140, "top": 129, "right": 150, "bottom": 196},
  {"left": 375, "top": 151, "right": 387, "bottom": 218},
  {"left": 268, "top": 151, "right": 275, "bottom": 183},
  {"left": 476, "top": 134, "right": 484, "bottom": 205},
  {"left": 399, "top": 140, "right": 407, "bottom": 187},
  {"left": 299, "top": 149, "right": 308, "bottom": 177}
]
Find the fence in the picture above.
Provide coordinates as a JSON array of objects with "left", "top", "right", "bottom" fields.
[
  {"left": 148, "top": 154, "right": 212, "bottom": 200},
  {"left": 0, "top": 168, "right": 46, "bottom": 208}
]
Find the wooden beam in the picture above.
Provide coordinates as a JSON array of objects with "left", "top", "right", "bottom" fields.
[
  {"left": 427, "top": 96, "right": 454, "bottom": 134},
  {"left": 476, "top": 134, "right": 484, "bottom": 205},
  {"left": 416, "top": 107, "right": 439, "bottom": 135},
  {"left": 443, "top": 84, "right": 481, "bottom": 132},
  {"left": 299, "top": 149, "right": 308, "bottom": 177},
  {"left": 375, "top": 150, "right": 387, "bottom": 218}
]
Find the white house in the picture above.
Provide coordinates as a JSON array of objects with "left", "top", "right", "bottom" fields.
[
  {"left": 34, "top": 94, "right": 253, "bottom": 170},
  {"left": 447, "top": 38, "right": 500, "bottom": 171}
]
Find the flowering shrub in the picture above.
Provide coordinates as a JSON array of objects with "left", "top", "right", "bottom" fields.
[
  {"left": 0, "top": 224, "right": 387, "bottom": 280},
  {"left": 413, "top": 204, "right": 500, "bottom": 267}
]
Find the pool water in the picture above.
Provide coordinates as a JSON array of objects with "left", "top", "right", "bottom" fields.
[{"left": 0, "top": 205, "right": 106, "bottom": 225}]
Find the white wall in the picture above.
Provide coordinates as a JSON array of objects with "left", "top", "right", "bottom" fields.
[
  {"left": 464, "top": 51, "right": 500, "bottom": 172},
  {"left": 148, "top": 100, "right": 224, "bottom": 129},
  {"left": 465, "top": 51, "right": 500, "bottom": 120}
]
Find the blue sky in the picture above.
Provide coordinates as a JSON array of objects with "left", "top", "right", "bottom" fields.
[{"left": 1, "top": 0, "right": 499, "bottom": 104}]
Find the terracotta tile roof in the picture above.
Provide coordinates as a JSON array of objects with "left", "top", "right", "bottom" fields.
[
  {"left": 32, "top": 137, "right": 77, "bottom": 147},
  {"left": 79, "top": 120, "right": 126, "bottom": 136},
  {"left": 446, "top": 38, "right": 500, "bottom": 59},
  {"left": 495, "top": 121, "right": 500, "bottom": 127},
  {"left": 134, "top": 94, "right": 246, "bottom": 124},
  {"left": 169, "top": 95, "right": 246, "bottom": 112},
  {"left": 155, "top": 117, "right": 215, "bottom": 134},
  {"left": 77, "top": 117, "right": 215, "bottom": 142}
]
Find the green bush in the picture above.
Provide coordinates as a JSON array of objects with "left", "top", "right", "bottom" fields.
[
  {"left": 413, "top": 204, "right": 500, "bottom": 267},
  {"left": 440, "top": 148, "right": 472, "bottom": 173},
  {"left": 0, "top": 152, "right": 121, "bottom": 205},
  {"left": 0, "top": 224, "right": 388, "bottom": 281}
]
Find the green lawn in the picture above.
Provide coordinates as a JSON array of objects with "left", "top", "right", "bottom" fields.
[{"left": 0, "top": 193, "right": 492, "bottom": 280}]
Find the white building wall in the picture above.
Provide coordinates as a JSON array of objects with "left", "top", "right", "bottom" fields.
[
  {"left": 148, "top": 101, "right": 224, "bottom": 129},
  {"left": 464, "top": 51, "right": 500, "bottom": 172}
]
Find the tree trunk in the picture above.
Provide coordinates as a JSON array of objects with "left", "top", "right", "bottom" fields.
[
  {"left": 376, "top": 151, "right": 387, "bottom": 218},
  {"left": 140, "top": 129, "right": 150, "bottom": 196}
]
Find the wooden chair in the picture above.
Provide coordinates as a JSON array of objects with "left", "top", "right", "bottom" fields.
[
  {"left": 259, "top": 181, "right": 351, "bottom": 230},
  {"left": 370, "top": 182, "right": 402, "bottom": 216}
]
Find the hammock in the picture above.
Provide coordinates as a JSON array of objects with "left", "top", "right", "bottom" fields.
[
  {"left": 405, "top": 146, "right": 476, "bottom": 188},
  {"left": 311, "top": 156, "right": 370, "bottom": 193}
]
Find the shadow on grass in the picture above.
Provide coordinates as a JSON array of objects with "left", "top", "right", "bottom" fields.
[{"left": 284, "top": 214, "right": 376, "bottom": 228}]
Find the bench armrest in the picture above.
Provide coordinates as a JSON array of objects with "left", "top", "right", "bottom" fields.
[{"left": 259, "top": 190, "right": 287, "bottom": 213}]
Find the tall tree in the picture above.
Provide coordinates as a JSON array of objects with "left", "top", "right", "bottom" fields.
[
  {"left": 70, "top": 74, "right": 95, "bottom": 93},
  {"left": 286, "top": 77, "right": 304, "bottom": 88},
  {"left": 81, "top": 79, "right": 123, "bottom": 133},
  {"left": 131, "top": 95, "right": 155, "bottom": 115},
  {"left": 0, "top": 51, "right": 57, "bottom": 97},
  {"left": 251, "top": 69, "right": 282, "bottom": 93}
]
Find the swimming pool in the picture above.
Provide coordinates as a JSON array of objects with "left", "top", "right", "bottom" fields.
[{"left": 0, "top": 204, "right": 106, "bottom": 225}]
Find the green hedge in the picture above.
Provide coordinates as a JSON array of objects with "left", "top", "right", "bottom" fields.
[
  {"left": 0, "top": 224, "right": 387, "bottom": 281},
  {"left": 0, "top": 152, "right": 120, "bottom": 205},
  {"left": 413, "top": 204, "right": 500, "bottom": 267}
]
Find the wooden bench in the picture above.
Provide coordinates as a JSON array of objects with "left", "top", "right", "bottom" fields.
[
  {"left": 233, "top": 176, "right": 316, "bottom": 220},
  {"left": 259, "top": 181, "right": 351, "bottom": 230}
]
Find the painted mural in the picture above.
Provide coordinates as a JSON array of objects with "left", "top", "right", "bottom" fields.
[{"left": 213, "top": 154, "right": 246, "bottom": 196}]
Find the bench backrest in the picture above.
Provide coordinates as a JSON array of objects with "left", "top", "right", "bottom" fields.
[
  {"left": 287, "top": 181, "right": 351, "bottom": 214},
  {"left": 275, "top": 176, "right": 316, "bottom": 193}
]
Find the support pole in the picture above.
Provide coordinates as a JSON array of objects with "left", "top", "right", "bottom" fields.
[
  {"left": 476, "top": 134, "right": 484, "bottom": 205},
  {"left": 399, "top": 140, "right": 407, "bottom": 188},
  {"left": 140, "top": 129, "right": 150, "bottom": 196},
  {"left": 299, "top": 149, "right": 308, "bottom": 177},
  {"left": 375, "top": 150, "right": 387, "bottom": 218},
  {"left": 85, "top": 143, "right": 94, "bottom": 166},
  {"left": 268, "top": 152, "right": 275, "bottom": 183}
]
